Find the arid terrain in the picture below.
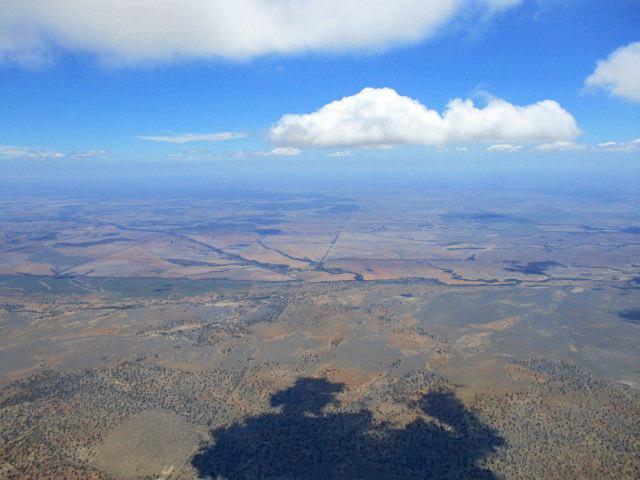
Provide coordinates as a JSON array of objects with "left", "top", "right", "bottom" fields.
[
  {"left": 2, "top": 187, "right": 639, "bottom": 285},
  {"left": 1, "top": 188, "right": 639, "bottom": 479}
]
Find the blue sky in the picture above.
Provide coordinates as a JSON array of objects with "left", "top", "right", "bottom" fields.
[{"left": 0, "top": 0, "right": 638, "bottom": 166}]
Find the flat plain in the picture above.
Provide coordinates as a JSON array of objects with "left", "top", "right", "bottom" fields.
[{"left": 1, "top": 186, "right": 639, "bottom": 479}]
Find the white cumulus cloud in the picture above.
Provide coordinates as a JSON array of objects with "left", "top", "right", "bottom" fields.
[
  {"left": 0, "top": 1, "right": 521, "bottom": 65},
  {"left": 586, "top": 42, "right": 640, "bottom": 102},
  {"left": 270, "top": 87, "right": 580, "bottom": 148},
  {"left": 138, "top": 132, "right": 247, "bottom": 144}
]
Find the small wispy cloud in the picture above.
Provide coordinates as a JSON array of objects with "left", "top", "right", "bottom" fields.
[
  {"left": 536, "top": 141, "right": 585, "bottom": 151},
  {"left": 329, "top": 150, "right": 353, "bottom": 157},
  {"left": 486, "top": 144, "right": 522, "bottom": 152},
  {"left": 0, "top": 145, "right": 65, "bottom": 159},
  {"left": 71, "top": 149, "right": 109, "bottom": 159},
  {"left": 231, "top": 147, "right": 301, "bottom": 157},
  {"left": 138, "top": 131, "right": 248, "bottom": 144},
  {"left": 166, "top": 148, "right": 210, "bottom": 159},
  {"left": 596, "top": 138, "right": 640, "bottom": 152}
]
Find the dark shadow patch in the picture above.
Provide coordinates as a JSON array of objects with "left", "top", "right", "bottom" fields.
[
  {"left": 504, "top": 261, "right": 561, "bottom": 275},
  {"left": 254, "top": 228, "right": 283, "bottom": 236},
  {"left": 28, "top": 232, "right": 58, "bottom": 241},
  {"left": 164, "top": 258, "right": 224, "bottom": 268},
  {"left": 152, "top": 284, "right": 174, "bottom": 293},
  {"left": 323, "top": 204, "right": 359, "bottom": 214},
  {"left": 192, "top": 377, "right": 503, "bottom": 479},
  {"left": 55, "top": 238, "right": 135, "bottom": 248},
  {"left": 440, "top": 212, "right": 530, "bottom": 225},
  {"left": 618, "top": 309, "right": 640, "bottom": 325},
  {"left": 580, "top": 225, "right": 606, "bottom": 232},
  {"left": 620, "top": 227, "right": 640, "bottom": 234}
]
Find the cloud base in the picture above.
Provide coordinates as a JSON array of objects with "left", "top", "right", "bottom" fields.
[{"left": 1, "top": 1, "right": 521, "bottom": 65}]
